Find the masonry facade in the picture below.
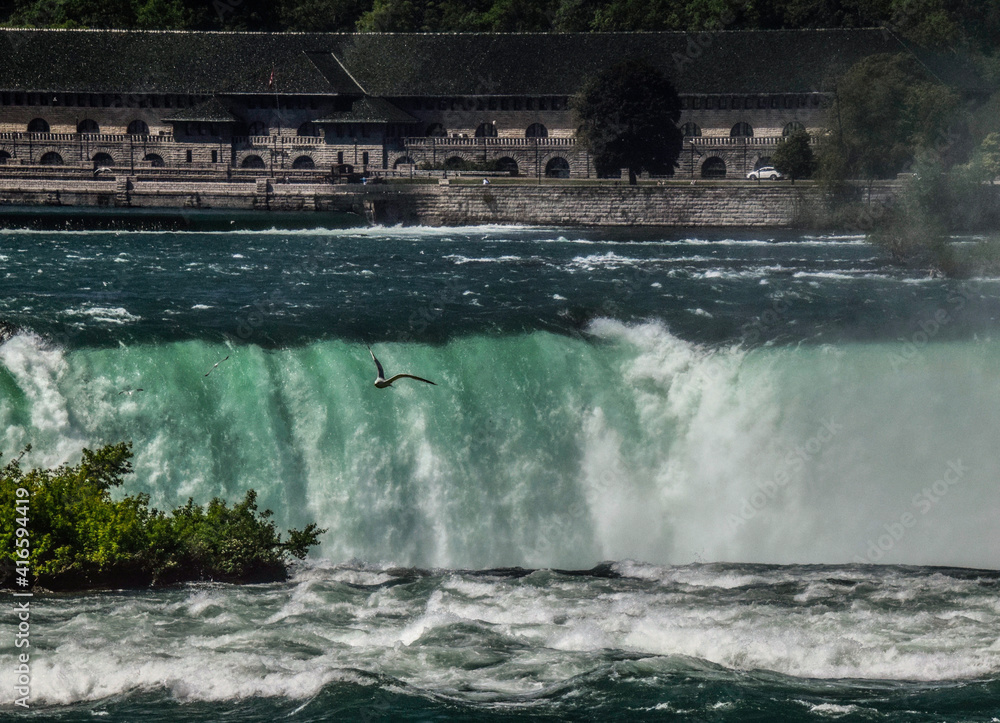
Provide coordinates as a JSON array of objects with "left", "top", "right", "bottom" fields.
[{"left": 0, "top": 29, "right": 979, "bottom": 180}]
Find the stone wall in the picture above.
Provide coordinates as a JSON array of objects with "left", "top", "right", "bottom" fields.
[
  {"left": 0, "top": 176, "right": 910, "bottom": 228},
  {"left": 364, "top": 183, "right": 832, "bottom": 227}
]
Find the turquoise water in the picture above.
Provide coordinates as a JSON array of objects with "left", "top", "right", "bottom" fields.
[{"left": 1, "top": 226, "right": 999, "bottom": 720}]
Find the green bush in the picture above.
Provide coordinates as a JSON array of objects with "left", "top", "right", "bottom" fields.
[{"left": 0, "top": 443, "right": 325, "bottom": 590}]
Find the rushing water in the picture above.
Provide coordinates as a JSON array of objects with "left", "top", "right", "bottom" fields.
[{"left": 1, "top": 223, "right": 999, "bottom": 720}]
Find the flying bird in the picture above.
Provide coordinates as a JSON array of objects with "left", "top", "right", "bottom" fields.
[
  {"left": 205, "top": 355, "right": 229, "bottom": 377},
  {"left": 118, "top": 388, "right": 144, "bottom": 396},
  {"left": 368, "top": 346, "right": 436, "bottom": 389}
]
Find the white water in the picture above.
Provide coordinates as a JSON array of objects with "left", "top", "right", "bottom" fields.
[{"left": 2, "top": 320, "right": 999, "bottom": 570}]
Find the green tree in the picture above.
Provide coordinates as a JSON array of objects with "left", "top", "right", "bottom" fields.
[
  {"left": 356, "top": 0, "right": 421, "bottom": 31},
  {"left": 278, "top": 0, "right": 370, "bottom": 31},
  {"left": 772, "top": 128, "right": 815, "bottom": 182},
  {"left": 573, "top": 58, "right": 683, "bottom": 184},
  {"left": 973, "top": 131, "right": 1000, "bottom": 180},
  {"left": 818, "top": 53, "right": 962, "bottom": 182},
  {"left": 0, "top": 442, "right": 325, "bottom": 590}
]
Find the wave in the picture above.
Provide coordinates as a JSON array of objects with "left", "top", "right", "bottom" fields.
[{"left": 1, "top": 561, "right": 998, "bottom": 708}]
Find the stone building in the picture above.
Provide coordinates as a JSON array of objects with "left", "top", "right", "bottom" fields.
[{"left": 0, "top": 28, "right": 983, "bottom": 179}]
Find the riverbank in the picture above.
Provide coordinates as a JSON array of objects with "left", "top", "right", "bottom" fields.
[{"left": 0, "top": 174, "right": 909, "bottom": 228}]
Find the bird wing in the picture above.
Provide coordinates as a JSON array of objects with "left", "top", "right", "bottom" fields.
[
  {"left": 369, "top": 347, "right": 386, "bottom": 379},
  {"left": 386, "top": 373, "right": 436, "bottom": 386}
]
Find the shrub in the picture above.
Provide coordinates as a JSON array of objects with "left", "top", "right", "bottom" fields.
[{"left": 0, "top": 443, "right": 325, "bottom": 590}]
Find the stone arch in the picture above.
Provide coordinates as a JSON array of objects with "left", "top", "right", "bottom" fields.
[
  {"left": 297, "top": 122, "right": 320, "bottom": 137},
  {"left": 496, "top": 157, "right": 519, "bottom": 176},
  {"left": 393, "top": 156, "right": 415, "bottom": 168},
  {"left": 426, "top": 123, "right": 447, "bottom": 137},
  {"left": 545, "top": 157, "right": 570, "bottom": 178},
  {"left": 241, "top": 154, "right": 266, "bottom": 169},
  {"left": 92, "top": 152, "right": 115, "bottom": 167},
  {"left": 39, "top": 151, "right": 63, "bottom": 165},
  {"left": 444, "top": 155, "right": 466, "bottom": 169},
  {"left": 783, "top": 121, "right": 805, "bottom": 136},
  {"left": 730, "top": 122, "right": 754, "bottom": 138},
  {"left": 143, "top": 153, "right": 165, "bottom": 167},
  {"left": 292, "top": 155, "right": 315, "bottom": 169},
  {"left": 753, "top": 156, "right": 773, "bottom": 170},
  {"left": 681, "top": 122, "right": 701, "bottom": 137},
  {"left": 475, "top": 122, "right": 497, "bottom": 138},
  {"left": 128, "top": 119, "right": 150, "bottom": 135},
  {"left": 78, "top": 119, "right": 100, "bottom": 134},
  {"left": 701, "top": 156, "right": 726, "bottom": 178},
  {"left": 27, "top": 118, "right": 49, "bottom": 133},
  {"left": 525, "top": 123, "right": 547, "bottom": 138},
  {"left": 0, "top": 150, "right": 9, "bottom": 164}
]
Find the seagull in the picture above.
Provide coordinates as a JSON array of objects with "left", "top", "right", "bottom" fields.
[
  {"left": 118, "top": 388, "right": 144, "bottom": 396},
  {"left": 204, "top": 355, "right": 229, "bottom": 377},
  {"left": 368, "top": 346, "right": 436, "bottom": 389}
]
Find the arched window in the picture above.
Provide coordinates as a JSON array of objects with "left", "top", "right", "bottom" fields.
[
  {"left": 248, "top": 121, "right": 269, "bottom": 136},
  {"left": 525, "top": 123, "right": 547, "bottom": 138},
  {"left": 0, "top": 150, "right": 9, "bottom": 164},
  {"left": 681, "top": 122, "right": 701, "bottom": 137},
  {"left": 730, "top": 122, "right": 753, "bottom": 138},
  {"left": 128, "top": 120, "right": 150, "bottom": 135},
  {"left": 426, "top": 123, "right": 446, "bottom": 138},
  {"left": 77, "top": 119, "right": 99, "bottom": 134},
  {"left": 292, "top": 155, "right": 315, "bottom": 169},
  {"left": 475, "top": 122, "right": 497, "bottom": 138},
  {"left": 92, "top": 152, "right": 115, "bottom": 167},
  {"left": 545, "top": 157, "right": 570, "bottom": 178},
  {"left": 143, "top": 153, "right": 164, "bottom": 167},
  {"left": 297, "top": 122, "right": 319, "bottom": 137},
  {"left": 240, "top": 155, "right": 265, "bottom": 169},
  {"left": 393, "top": 156, "right": 415, "bottom": 168},
  {"left": 27, "top": 118, "right": 49, "bottom": 133},
  {"left": 701, "top": 157, "right": 726, "bottom": 178},
  {"left": 39, "top": 151, "right": 63, "bottom": 165},
  {"left": 496, "top": 157, "right": 519, "bottom": 176},
  {"left": 783, "top": 121, "right": 805, "bottom": 136}
]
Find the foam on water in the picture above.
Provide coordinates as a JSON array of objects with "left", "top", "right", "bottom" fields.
[
  {"left": 3, "top": 320, "right": 1000, "bottom": 570},
  {"left": 1, "top": 562, "right": 997, "bottom": 708}
]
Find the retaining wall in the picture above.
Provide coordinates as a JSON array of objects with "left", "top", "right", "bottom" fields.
[{"left": 0, "top": 176, "right": 907, "bottom": 227}]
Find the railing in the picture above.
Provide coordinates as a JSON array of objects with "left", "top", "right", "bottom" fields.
[
  {"left": 0, "top": 132, "right": 175, "bottom": 143},
  {"left": 688, "top": 135, "right": 818, "bottom": 146},
  {"left": 403, "top": 136, "right": 576, "bottom": 148},
  {"left": 232, "top": 135, "right": 326, "bottom": 148}
]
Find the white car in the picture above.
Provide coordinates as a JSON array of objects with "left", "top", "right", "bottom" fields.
[{"left": 747, "top": 166, "right": 783, "bottom": 180}]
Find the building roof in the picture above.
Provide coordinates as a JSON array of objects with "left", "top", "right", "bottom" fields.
[
  {"left": 313, "top": 96, "right": 418, "bottom": 124},
  {"left": 0, "top": 29, "right": 989, "bottom": 97},
  {"left": 162, "top": 96, "right": 240, "bottom": 122}
]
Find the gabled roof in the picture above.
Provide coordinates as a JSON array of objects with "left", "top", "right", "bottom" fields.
[
  {"left": 314, "top": 96, "right": 418, "bottom": 124},
  {"left": 0, "top": 29, "right": 989, "bottom": 97},
  {"left": 162, "top": 96, "right": 240, "bottom": 122}
]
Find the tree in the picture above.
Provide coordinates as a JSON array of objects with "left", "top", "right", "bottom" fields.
[
  {"left": 974, "top": 132, "right": 1000, "bottom": 181},
  {"left": 0, "top": 442, "right": 325, "bottom": 590},
  {"left": 573, "top": 58, "right": 683, "bottom": 184},
  {"left": 278, "top": 0, "right": 369, "bottom": 32},
  {"left": 772, "top": 128, "right": 815, "bottom": 182},
  {"left": 818, "top": 53, "right": 962, "bottom": 182}
]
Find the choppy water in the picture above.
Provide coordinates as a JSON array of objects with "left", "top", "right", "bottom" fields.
[{"left": 1, "top": 223, "right": 999, "bottom": 720}]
